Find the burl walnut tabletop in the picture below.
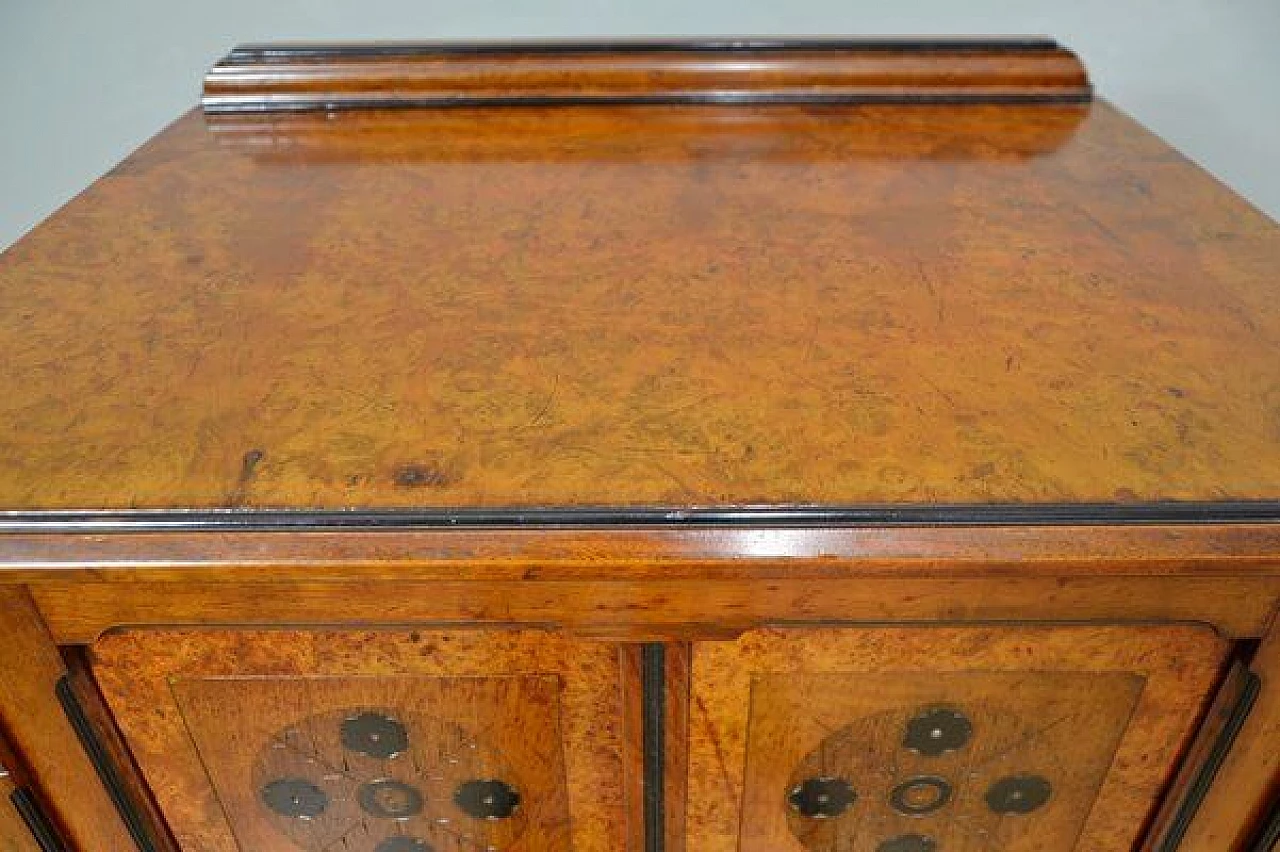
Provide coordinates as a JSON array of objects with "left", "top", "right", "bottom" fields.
[
  {"left": 0, "top": 39, "right": 1276, "bottom": 519},
  {"left": 0, "top": 40, "right": 1277, "bottom": 852}
]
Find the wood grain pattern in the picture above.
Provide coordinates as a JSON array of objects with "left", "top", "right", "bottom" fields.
[
  {"left": 0, "top": 786, "right": 41, "bottom": 852},
  {"left": 0, "top": 730, "right": 47, "bottom": 852},
  {"left": 0, "top": 587, "right": 137, "bottom": 851},
  {"left": 619, "top": 646, "right": 647, "bottom": 852},
  {"left": 90, "top": 628, "right": 637, "bottom": 852},
  {"left": 664, "top": 644, "right": 691, "bottom": 852},
  {"left": 4, "top": 523, "right": 1280, "bottom": 582},
  {"left": 178, "top": 679, "right": 568, "bottom": 852},
  {"left": 686, "top": 625, "right": 1228, "bottom": 852},
  {"left": 1178, "top": 617, "right": 1280, "bottom": 850},
  {"left": 59, "top": 648, "right": 182, "bottom": 852},
  {"left": 0, "top": 37, "right": 1275, "bottom": 852},
  {"left": 767, "top": 673, "right": 1142, "bottom": 852},
  {"left": 201, "top": 40, "right": 1091, "bottom": 113},
  {"left": 31, "top": 575, "right": 1280, "bottom": 645},
  {"left": 0, "top": 97, "right": 1277, "bottom": 509},
  {"left": 202, "top": 99, "right": 1089, "bottom": 160},
  {"left": 1139, "top": 662, "right": 1254, "bottom": 852}
]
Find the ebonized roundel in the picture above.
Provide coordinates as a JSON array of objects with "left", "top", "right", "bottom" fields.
[
  {"left": 785, "top": 705, "right": 1055, "bottom": 852},
  {"left": 254, "top": 708, "right": 526, "bottom": 852}
]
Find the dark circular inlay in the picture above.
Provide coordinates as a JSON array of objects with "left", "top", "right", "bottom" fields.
[
  {"left": 889, "top": 776, "right": 953, "bottom": 816},
  {"left": 262, "top": 778, "right": 328, "bottom": 819},
  {"left": 358, "top": 780, "right": 426, "bottom": 819},
  {"left": 786, "top": 777, "right": 857, "bottom": 819},
  {"left": 877, "top": 834, "right": 938, "bottom": 852},
  {"left": 904, "top": 707, "right": 973, "bottom": 756},
  {"left": 374, "top": 838, "right": 435, "bottom": 852},
  {"left": 454, "top": 779, "right": 521, "bottom": 820},
  {"left": 340, "top": 711, "right": 410, "bottom": 759},
  {"left": 985, "top": 774, "right": 1052, "bottom": 814}
]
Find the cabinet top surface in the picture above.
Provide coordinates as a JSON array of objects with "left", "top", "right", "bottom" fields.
[{"left": 1, "top": 92, "right": 1278, "bottom": 512}]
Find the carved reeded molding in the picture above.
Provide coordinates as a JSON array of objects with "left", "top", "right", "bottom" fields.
[{"left": 201, "top": 38, "right": 1092, "bottom": 113}]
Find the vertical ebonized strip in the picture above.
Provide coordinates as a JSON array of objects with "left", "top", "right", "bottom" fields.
[
  {"left": 1250, "top": 796, "right": 1280, "bottom": 852},
  {"left": 641, "top": 644, "right": 666, "bottom": 852},
  {"left": 1158, "top": 671, "right": 1262, "bottom": 851},
  {"left": 55, "top": 677, "right": 156, "bottom": 852},
  {"left": 10, "top": 788, "right": 67, "bottom": 852}
]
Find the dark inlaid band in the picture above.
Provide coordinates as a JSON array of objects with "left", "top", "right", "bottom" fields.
[{"left": 1, "top": 501, "right": 1276, "bottom": 533}]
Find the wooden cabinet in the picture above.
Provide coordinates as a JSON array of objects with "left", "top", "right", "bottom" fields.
[
  {"left": 67, "top": 624, "right": 1250, "bottom": 852},
  {"left": 0, "top": 36, "right": 1277, "bottom": 852}
]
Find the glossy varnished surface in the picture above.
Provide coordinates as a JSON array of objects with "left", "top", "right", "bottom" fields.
[
  {"left": 0, "top": 100, "right": 1278, "bottom": 510},
  {"left": 686, "top": 625, "right": 1227, "bottom": 852},
  {"left": 92, "top": 628, "right": 637, "bottom": 852},
  {"left": 202, "top": 39, "right": 1090, "bottom": 112}
]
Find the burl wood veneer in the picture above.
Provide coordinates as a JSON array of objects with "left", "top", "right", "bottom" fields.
[
  {"left": 0, "top": 37, "right": 1276, "bottom": 852},
  {"left": 686, "top": 625, "right": 1226, "bottom": 852},
  {"left": 91, "top": 629, "right": 634, "bottom": 852},
  {"left": 1, "top": 43, "right": 1277, "bottom": 510}
]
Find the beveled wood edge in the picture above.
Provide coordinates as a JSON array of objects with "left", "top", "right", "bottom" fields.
[
  {"left": 0, "top": 588, "right": 137, "bottom": 851},
  {"left": 57, "top": 650, "right": 178, "bottom": 852},
  {"left": 0, "top": 725, "right": 61, "bottom": 852},
  {"left": 1140, "top": 662, "right": 1260, "bottom": 851},
  {"left": 25, "top": 574, "right": 1280, "bottom": 645},
  {"left": 1176, "top": 612, "right": 1280, "bottom": 850},
  {"left": 0, "top": 522, "right": 1277, "bottom": 582},
  {"left": 662, "top": 643, "right": 690, "bottom": 852},
  {"left": 618, "top": 646, "right": 647, "bottom": 852},
  {"left": 202, "top": 36, "right": 1092, "bottom": 114}
]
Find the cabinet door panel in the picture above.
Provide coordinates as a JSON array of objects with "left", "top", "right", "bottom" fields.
[
  {"left": 686, "top": 625, "right": 1228, "bottom": 852},
  {"left": 91, "top": 628, "right": 635, "bottom": 852}
]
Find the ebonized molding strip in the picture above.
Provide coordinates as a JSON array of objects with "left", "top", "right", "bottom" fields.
[
  {"left": 1250, "top": 796, "right": 1280, "bottom": 852},
  {"left": 1155, "top": 671, "right": 1261, "bottom": 851},
  {"left": 55, "top": 678, "right": 157, "bottom": 852},
  {"left": 9, "top": 788, "right": 67, "bottom": 852},
  {"left": 226, "top": 38, "right": 1070, "bottom": 60},
  {"left": 0, "top": 501, "right": 1276, "bottom": 533},
  {"left": 641, "top": 644, "right": 666, "bottom": 852}
]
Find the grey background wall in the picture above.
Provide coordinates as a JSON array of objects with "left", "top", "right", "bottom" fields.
[{"left": 2, "top": 0, "right": 1278, "bottom": 250}]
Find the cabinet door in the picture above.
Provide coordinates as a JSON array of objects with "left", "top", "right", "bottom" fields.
[
  {"left": 91, "top": 628, "right": 637, "bottom": 852},
  {"left": 684, "top": 625, "right": 1228, "bottom": 852}
]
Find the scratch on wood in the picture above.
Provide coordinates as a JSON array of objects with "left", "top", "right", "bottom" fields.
[
  {"left": 227, "top": 448, "right": 265, "bottom": 506},
  {"left": 693, "top": 693, "right": 738, "bottom": 809},
  {"left": 916, "top": 258, "right": 945, "bottom": 324}
]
